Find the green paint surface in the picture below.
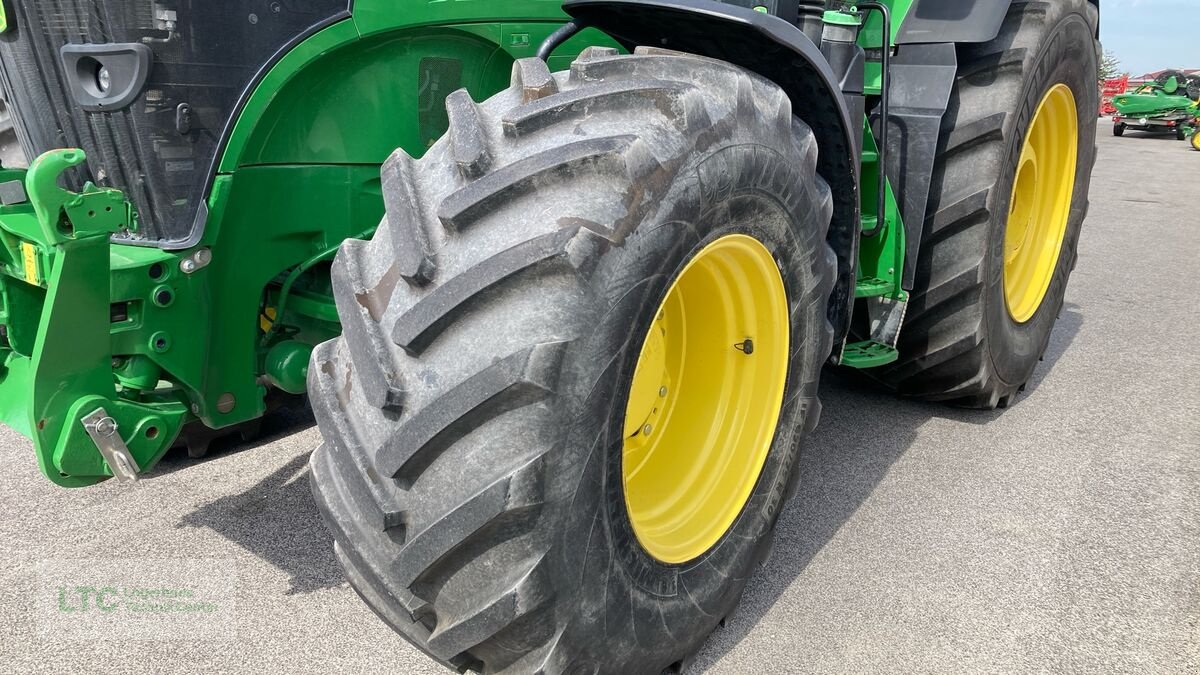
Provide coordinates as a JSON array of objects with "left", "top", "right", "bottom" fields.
[{"left": 0, "top": 1, "right": 609, "bottom": 483}]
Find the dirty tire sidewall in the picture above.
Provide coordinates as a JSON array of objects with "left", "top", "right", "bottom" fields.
[
  {"left": 307, "top": 49, "right": 836, "bottom": 675},
  {"left": 552, "top": 145, "right": 833, "bottom": 672}
]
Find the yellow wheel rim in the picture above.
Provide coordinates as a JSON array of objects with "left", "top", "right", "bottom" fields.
[
  {"left": 1004, "top": 84, "right": 1078, "bottom": 323},
  {"left": 622, "top": 234, "right": 789, "bottom": 564},
  {"left": 1191, "top": 131, "right": 1200, "bottom": 151}
]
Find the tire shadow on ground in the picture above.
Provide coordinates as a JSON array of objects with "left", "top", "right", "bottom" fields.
[
  {"left": 691, "top": 303, "right": 1082, "bottom": 671},
  {"left": 139, "top": 305, "right": 1080, "bottom": 642},
  {"left": 155, "top": 404, "right": 345, "bottom": 595}
]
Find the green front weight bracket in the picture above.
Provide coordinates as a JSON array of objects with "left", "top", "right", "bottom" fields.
[{"left": 0, "top": 149, "right": 186, "bottom": 486}]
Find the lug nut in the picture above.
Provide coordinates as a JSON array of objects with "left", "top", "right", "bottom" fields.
[
  {"left": 659, "top": 386, "right": 668, "bottom": 397},
  {"left": 642, "top": 424, "right": 653, "bottom": 436}
]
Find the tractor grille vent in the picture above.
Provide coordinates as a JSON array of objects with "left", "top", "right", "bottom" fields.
[{"left": 0, "top": 0, "right": 349, "bottom": 246}]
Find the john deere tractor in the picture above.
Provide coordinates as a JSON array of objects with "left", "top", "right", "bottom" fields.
[{"left": 0, "top": 0, "right": 1098, "bottom": 672}]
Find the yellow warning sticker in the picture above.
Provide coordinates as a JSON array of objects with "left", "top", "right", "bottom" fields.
[{"left": 21, "top": 242, "right": 39, "bottom": 285}]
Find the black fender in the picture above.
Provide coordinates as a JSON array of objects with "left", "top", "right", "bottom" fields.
[
  {"left": 898, "top": 1, "right": 1100, "bottom": 44},
  {"left": 563, "top": 0, "right": 861, "bottom": 361},
  {"left": 895, "top": 0, "right": 1014, "bottom": 44}
]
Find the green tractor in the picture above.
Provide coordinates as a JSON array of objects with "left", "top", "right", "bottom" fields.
[
  {"left": 0, "top": 0, "right": 1098, "bottom": 671},
  {"left": 1112, "top": 69, "right": 1199, "bottom": 139}
]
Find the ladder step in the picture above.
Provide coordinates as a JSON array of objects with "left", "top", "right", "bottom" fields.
[
  {"left": 855, "top": 276, "right": 891, "bottom": 298},
  {"left": 841, "top": 340, "right": 899, "bottom": 369}
]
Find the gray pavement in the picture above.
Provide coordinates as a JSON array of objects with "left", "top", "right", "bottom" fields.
[{"left": 1, "top": 125, "right": 1197, "bottom": 673}]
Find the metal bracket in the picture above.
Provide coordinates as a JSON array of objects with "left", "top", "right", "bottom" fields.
[
  {"left": 81, "top": 407, "right": 141, "bottom": 483},
  {"left": 867, "top": 296, "right": 908, "bottom": 349}
]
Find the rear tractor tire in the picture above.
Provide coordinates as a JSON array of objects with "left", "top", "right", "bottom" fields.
[
  {"left": 875, "top": 0, "right": 1100, "bottom": 408},
  {"left": 309, "top": 48, "right": 836, "bottom": 674}
]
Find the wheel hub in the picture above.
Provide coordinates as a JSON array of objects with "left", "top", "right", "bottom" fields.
[
  {"left": 622, "top": 234, "right": 790, "bottom": 564},
  {"left": 1003, "top": 83, "right": 1078, "bottom": 323}
]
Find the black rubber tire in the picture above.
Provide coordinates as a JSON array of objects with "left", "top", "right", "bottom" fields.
[
  {"left": 309, "top": 47, "right": 836, "bottom": 674},
  {"left": 874, "top": 0, "right": 1099, "bottom": 409},
  {"left": 1113, "top": 122, "right": 1125, "bottom": 137},
  {"left": 1186, "top": 75, "right": 1200, "bottom": 102},
  {"left": 1176, "top": 126, "right": 1188, "bottom": 141}
]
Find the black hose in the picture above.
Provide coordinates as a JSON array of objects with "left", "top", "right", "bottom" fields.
[{"left": 537, "top": 21, "right": 584, "bottom": 62}]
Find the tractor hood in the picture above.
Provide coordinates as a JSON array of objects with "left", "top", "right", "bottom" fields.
[{"left": 0, "top": 0, "right": 351, "bottom": 248}]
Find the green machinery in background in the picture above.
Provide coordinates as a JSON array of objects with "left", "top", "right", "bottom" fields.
[
  {"left": 0, "top": 1, "right": 1100, "bottom": 671},
  {"left": 1112, "top": 70, "right": 1200, "bottom": 139}
]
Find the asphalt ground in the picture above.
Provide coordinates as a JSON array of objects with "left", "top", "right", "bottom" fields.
[{"left": 1, "top": 125, "right": 1197, "bottom": 673}]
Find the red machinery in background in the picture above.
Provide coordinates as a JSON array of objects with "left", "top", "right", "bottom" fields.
[{"left": 1102, "top": 75, "right": 1129, "bottom": 116}]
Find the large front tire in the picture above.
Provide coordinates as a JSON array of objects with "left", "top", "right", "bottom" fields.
[
  {"left": 876, "top": 0, "right": 1100, "bottom": 408},
  {"left": 309, "top": 48, "right": 836, "bottom": 674}
]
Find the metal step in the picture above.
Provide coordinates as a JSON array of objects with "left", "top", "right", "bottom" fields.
[
  {"left": 840, "top": 340, "right": 899, "bottom": 368},
  {"left": 855, "top": 276, "right": 892, "bottom": 298}
]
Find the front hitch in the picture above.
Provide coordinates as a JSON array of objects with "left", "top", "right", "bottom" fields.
[{"left": 0, "top": 149, "right": 187, "bottom": 486}]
